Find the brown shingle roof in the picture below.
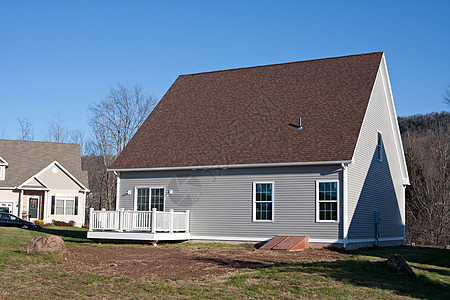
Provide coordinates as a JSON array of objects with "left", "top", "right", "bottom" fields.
[
  {"left": 112, "top": 52, "right": 383, "bottom": 170},
  {"left": 0, "top": 140, "right": 88, "bottom": 188}
]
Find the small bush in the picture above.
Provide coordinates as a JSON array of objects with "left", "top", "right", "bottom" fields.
[
  {"left": 51, "top": 220, "right": 76, "bottom": 227},
  {"left": 34, "top": 220, "right": 45, "bottom": 228}
]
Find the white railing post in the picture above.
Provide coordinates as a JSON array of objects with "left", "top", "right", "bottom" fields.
[
  {"left": 89, "top": 208, "right": 94, "bottom": 231},
  {"left": 169, "top": 209, "right": 174, "bottom": 233},
  {"left": 151, "top": 208, "right": 157, "bottom": 233},
  {"left": 119, "top": 208, "right": 124, "bottom": 232},
  {"left": 185, "top": 210, "right": 190, "bottom": 233}
]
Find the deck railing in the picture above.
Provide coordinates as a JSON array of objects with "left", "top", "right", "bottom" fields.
[{"left": 89, "top": 208, "right": 190, "bottom": 233}]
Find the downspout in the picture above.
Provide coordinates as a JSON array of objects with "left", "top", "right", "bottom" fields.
[{"left": 341, "top": 163, "right": 349, "bottom": 249}]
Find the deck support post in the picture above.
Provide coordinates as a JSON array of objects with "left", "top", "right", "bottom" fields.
[
  {"left": 169, "top": 209, "right": 174, "bottom": 233},
  {"left": 185, "top": 210, "right": 190, "bottom": 233},
  {"left": 89, "top": 208, "right": 94, "bottom": 232},
  {"left": 151, "top": 208, "right": 156, "bottom": 234},
  {"left": 119, "top": 208, "right": 124, "bottom": 232}
]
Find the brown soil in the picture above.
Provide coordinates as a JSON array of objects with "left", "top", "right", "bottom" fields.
[{"left": 63, "top": 244, "right": 349, "bottom": 281}]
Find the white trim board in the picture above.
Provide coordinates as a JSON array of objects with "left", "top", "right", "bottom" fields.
[
  {"left": 108, "top": 160, "right": 353, "bottom": 172},
  {"left": 0, "top": 156, "right": 9, "bottom": 166},
  {"left": 18, "top": 161, "right": 89, "bottom": 192}
]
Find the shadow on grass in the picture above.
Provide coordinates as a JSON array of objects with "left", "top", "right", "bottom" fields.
[
  {"left": 197, "top": 256, "right": 450, "bottom": 299},
  {"left": 36, "top": 227, "right": 90, "bottom": 243},
  {"left": 351, "top": 246, "right": 450, "bottom": 269}
]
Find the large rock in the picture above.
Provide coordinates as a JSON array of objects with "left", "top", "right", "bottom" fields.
[
  {"left": 387, "top": 254, "right": 417, "bottom": 277},
  {"left": 27, "top": 235, "right": 67, "bottom": 253}
]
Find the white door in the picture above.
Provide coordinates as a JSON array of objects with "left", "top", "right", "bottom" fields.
[{"left": 28, "top": 197, "right": 40, "bottom": 221}]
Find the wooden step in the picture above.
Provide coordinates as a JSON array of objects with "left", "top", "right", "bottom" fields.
[{"left": 260, "top": 236, "right": 309, "bottom": 251}]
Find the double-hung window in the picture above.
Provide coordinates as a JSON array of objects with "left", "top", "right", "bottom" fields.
[
  {"left": 316, "top": 181, "right": 339, "bottom": 222},
  {"left": 52, "top": 195, "right": 78, "bottom": 215},
  {"left": 135, "top": 187, "right": 165, "bottom": 211},
  {"left": 377, "top": 131, "right": 383, "bottom": 162},
  {"left": 253, "top": 182, "right": 274, "bottom": 222}
]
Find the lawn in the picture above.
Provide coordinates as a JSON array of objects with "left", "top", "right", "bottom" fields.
[{"left": 0, "top": 227, "right": 449, "bottom": 299}]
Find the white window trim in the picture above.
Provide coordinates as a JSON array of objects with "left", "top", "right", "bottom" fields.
[
  {"left": 252, "top": 181, "right": 274, "bottom": 223},
  {"left": 53, "top": 194, "right": 76, "bottom": 215},
  {"left": 0, "top": 166, "right": 4, "bottom": 181},
  {"left": 133, "top": 186, "right": 166, "bottom": 211},
  {"left": 377, "top": 130, "right": 383, "bottom": 162},
  {"left": 316, "top": 180, "right": 340, "bottom": 223}
]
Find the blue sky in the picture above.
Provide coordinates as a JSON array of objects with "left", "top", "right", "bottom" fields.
[{"left": 1, "top": 0, "right": 449, "bottom": 140}]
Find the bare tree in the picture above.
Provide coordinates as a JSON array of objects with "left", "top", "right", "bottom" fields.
[
  {"left": 404, "top": 117, "right": 449, "bottom": 245},
  {"left": 69, "top": 129, "right": 87, "bottom": 156},
  {"left": 87, "top": 83, "right": 156, "bottom": 210},
  {"left": 17, "top": 117, "right": 34, "bottom": 141},
  {"left": 44, "top": 113, "right": 69, "bottom": 143}
]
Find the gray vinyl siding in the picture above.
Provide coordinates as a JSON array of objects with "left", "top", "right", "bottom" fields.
[
  {"left": 118, "top": 166, "right": 343, "bottom": 241},
  {"left": 347, "top": 66, "right": 404, "bottom": 240}
]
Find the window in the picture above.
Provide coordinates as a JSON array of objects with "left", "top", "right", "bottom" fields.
[
  {"left": 316, "top": 181, "right": 339, "bottom": 222},
  {"left": 52, "top": 195, "right": 78, "bottom": 215},
  {"left": 253, "top": 182, "right": 273, "bottom": 222},
  {"left": 377, "top": 131, "right": 383, "bottom": 162},
  {"left": 135, "top": 187, "right": 165, "bottom": 211}
]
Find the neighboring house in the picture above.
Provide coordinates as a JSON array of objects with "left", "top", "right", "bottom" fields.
[
  {"left": 88, "top": 52, "right": 409, "bottom": 249},
  {"left": 0, "top": 140, "right": 89, "bottom": 227}
]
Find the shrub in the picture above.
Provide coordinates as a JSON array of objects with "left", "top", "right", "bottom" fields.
[
  {"left": 51, "top": 220, "right": 76, "bottom": 227},
  {"left": 34, "top": 220, "right": 44, "bottom": 228}
]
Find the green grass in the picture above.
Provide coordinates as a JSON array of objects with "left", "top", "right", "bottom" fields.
[{"left": 0, "top": 226, "right": 449, "bottom": 299}]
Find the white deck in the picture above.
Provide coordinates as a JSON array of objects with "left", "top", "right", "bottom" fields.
[{"left": 87, "top": 208, "right": 190, "bottom": 241}]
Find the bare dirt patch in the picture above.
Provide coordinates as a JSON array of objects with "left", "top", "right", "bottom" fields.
[{"left": 63, "top": 244, "right": 349, "bottom": 281}]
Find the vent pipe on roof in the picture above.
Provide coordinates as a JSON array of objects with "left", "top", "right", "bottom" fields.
[{"left": 297, "top": 117, "right": 303, "bottom": 131}]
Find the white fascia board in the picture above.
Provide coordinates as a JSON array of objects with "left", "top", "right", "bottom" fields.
[
  {"left": 0, "top": 156, "right": 8, "bottom": 166},
  {"left": 108, "top": 160, "right": 353, "bottom": 172},
  {"left": 34, "top": 176, "right": 49, "bottom": 189},
  {"left": 53, "top": 161, "right": 90, "bottom": 192},
  {"left": 18, "top": 161, "right": 89, "bottom": 192},
  {"left": 380, "top": 54, "right": 410, "bottom": 185},
  {"left": 0, "top": 187, "right": 15, "bottom": 190}
]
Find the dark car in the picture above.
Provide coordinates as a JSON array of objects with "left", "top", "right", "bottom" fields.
[{"left": 0, "top": 213, "right": 37, "bottom": 229}]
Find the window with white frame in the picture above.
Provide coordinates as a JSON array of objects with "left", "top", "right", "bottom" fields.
[
  {"left": 377, "top": 131, "right": 383, "bottom": 162},
  {"left": 0, "top": 166, "right": 4, "bottom": 180},
  {"left": 253, "top": 182, "right": 273, "bottom": 222},
  {"left": 136, "top": 187, "right": 165, "bottom": 211},
  {"left": 52, "top": 195, "right": 78, "bottom": 215},
  {"left": 316, "top": 181, "right": 339, "bottom": 222}
]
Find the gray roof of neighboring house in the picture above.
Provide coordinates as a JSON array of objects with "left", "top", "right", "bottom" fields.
[
  {"left": 0, "top": 139, "right": 88, "bottom": 189},
  {"left": 112, "top": 52, "right": 383, "bottom": 169}
]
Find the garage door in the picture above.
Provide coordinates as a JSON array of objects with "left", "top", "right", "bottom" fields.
[{"left": 0, "top": 201, "right": 14, "bottom": 213}]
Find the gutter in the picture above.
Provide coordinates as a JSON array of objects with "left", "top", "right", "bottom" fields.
[{"left": 108, "top": 160, "right": 353, "bottom": 172}]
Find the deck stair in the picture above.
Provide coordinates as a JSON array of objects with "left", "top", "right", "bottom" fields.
[{"left": 259, "top": 236, "right": 309, "bottom": 251}]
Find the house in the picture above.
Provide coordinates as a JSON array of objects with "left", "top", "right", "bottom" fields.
[
  {"left": 88, "top": 52, "right": 409, "bottom": 249},
  {"left": 0, "top": 140, "right": 89, "bottom": 227}
]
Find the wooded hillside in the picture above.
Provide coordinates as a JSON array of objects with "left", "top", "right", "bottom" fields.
[{"left": 399, "top": 111, "right": 449, "bottom": 245}]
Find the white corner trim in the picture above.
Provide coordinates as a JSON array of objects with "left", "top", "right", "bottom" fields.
[
  {"left": 108, "top": 160, "right": 353, "bottom": 172},
  {"left": 341, "top": 164, "right": 348, "bottom": 248},
  {"left": 115, "top": 172, "right": 121, "bottom": 211}
]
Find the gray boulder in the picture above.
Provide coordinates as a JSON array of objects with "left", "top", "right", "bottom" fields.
[
  {"left": 27, "top": 235, "right": 67, "bottom": 253},
  {"left": 387, "top": 254, "right": 417, "bottom": 277}
]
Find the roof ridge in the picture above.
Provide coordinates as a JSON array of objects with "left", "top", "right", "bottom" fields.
[
  {"left": 180, "top": 51, "right": 384, "bottom": 77},
  {"left": 0, "top": 139, "right": 79, "bottom": 146}
]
